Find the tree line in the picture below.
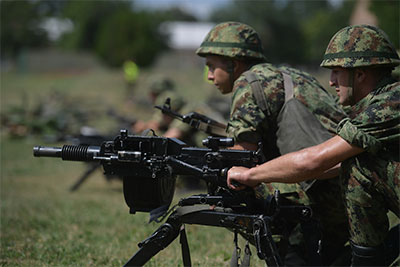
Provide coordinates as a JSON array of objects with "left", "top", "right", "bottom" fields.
[{"left": 1, "top": 0, "right": 398, "bottom": 69}]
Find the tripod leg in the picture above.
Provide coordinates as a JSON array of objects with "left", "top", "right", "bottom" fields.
[
  {"left": 124, "top": 219, "right": 181, "bottom": 266},
  {"left": 69, "top": 164, "right": 99, "bottom": 192},
  {"left": 253, "top": 218, "right": 283, "bottom": 266}
]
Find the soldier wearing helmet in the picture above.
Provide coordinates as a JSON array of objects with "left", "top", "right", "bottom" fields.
[
  {"left": 198, "top": 22, "right": 350, "bottom": 265},
  {"left": 227, "top": 24, "right": 399, "bottom": 266},
  {"left": 132, "top": 77, "right": 185, "bottom": 134}
]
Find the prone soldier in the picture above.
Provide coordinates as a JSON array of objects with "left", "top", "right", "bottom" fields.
[{"left": 132, "top": 77, "right": 185, "bottom": 135}]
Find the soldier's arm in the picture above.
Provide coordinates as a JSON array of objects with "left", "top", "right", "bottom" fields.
[
  {"left": 227, "top": 135, "right": 364, "bottom": 189},
  {"left": 231, "top": 142, "right": 258, "bottom": 151}
]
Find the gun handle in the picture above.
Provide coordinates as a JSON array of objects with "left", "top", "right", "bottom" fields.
[{"left": 220, "top": 168, "right": 242, "bottom": 188}]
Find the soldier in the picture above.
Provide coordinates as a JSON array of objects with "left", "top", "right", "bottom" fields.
[
  {"left": 227, "top": 25, "right": 400, "bottom": 266},
  {"left": 132, "top": 77, "right": 185, "bottom": 134},
  {"left": 196, "top": 21, "right": 350, "bottom": 265}
]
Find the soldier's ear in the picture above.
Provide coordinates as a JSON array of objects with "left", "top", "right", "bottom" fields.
[
  {"left": 233, "top": 60, "right": 248, "bottom": 76},
  {"left": 354, "top": 68, "right": 367, "bottom": 83}
]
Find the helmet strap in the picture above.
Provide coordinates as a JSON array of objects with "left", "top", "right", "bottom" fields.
[{"left": 227, "top": 60, "right": 235, "bottom": 89}]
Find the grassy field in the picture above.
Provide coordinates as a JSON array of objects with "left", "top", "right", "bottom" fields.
[{"left": 0, "top": 49, "right": 266, "bottom": 266}]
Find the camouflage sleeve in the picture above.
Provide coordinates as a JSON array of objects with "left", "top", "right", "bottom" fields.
[
  {"left": 337, "top": 86, "right": 400, "bottom": 154},
  {"left": 226, "top": 77, "right": 267, "bottom": 144},
  {"left": 150, "top": 109, "right": 163, "bottom": 124}
]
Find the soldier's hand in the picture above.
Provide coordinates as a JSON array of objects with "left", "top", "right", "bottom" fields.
[{"left": 227, "top": 166, "right": 259, "bottom": 190}]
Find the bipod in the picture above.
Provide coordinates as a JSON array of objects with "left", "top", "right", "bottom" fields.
[
  {"left": 70, "top": 163, "right": 100, "bottom": 191},
  {"left": 122, "top": 193, "right": 310, "bottom": 266}
]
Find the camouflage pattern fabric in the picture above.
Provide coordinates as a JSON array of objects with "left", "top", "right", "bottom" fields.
[
  {"left": 151, "top": 90, "right": 185, "bottom": 133},
  {"left": 337, "top": 79, "right": 400, "bottom": 246},
  {"left": 227, "top": 62, "right": 350, "bottom": 263},
  {"left": 196, "top": 21, "right": 266, "bottom": 61},
  {"left": 227, "top": 63, "right": 347, "bottom": 159},
  {"left": 321, "top": 24, "right": 400, "bottom": 68}
]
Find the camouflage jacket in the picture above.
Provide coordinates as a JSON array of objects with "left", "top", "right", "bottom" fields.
[
  {"left": 151, "top": 90, "right": 185, "bottom": 132},
  {"left": 337, "top": 78, "right": 400, "bottom": 210},
  {"left": 227, "top": 63, "right": 347, "bottom": 160}
]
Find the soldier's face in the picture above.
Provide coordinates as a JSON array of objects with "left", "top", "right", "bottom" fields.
[
  {"left": 205, "top": 55, "right": 232, "bottom": 94},
  {"left": 329, "top": 68, "right": 353, "bottom": 106}
]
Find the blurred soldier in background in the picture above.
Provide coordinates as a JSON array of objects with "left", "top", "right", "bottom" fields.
[
  {"left": 164, "top": 96, "right": 230, "bottom": 145},
  {"left": 132, "top": 77, "right": 185, "bottom": 135},
  {"left": 123, "top": 59, "right": 139, "bottom": 98},
  {"left": 228, "top": 24, "right": 400, "bottom": 266},
  {"left": 196, "top": 21, "right": 350, "bottom": 265}
]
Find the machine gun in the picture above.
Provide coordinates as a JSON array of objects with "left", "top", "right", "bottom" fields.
[
  {"left": 155, "top": 98, "right": 227, "bottom": 137},
  {"left": 33, "top": 129, "right": 312, "bottom": 266},
  {"left": 62, "top": 109, "right": 136, "bottom": 192}
]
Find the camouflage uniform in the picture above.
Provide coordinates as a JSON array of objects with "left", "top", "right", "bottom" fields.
[
  {"left": 337, "top": 81, "right": 400, "bottom": 245},
  {"left": 197, "top": 21, "right": 350, "bottom": 265},
  {"left": 229, "top": 63, "right": 350, "bottom": 265},
  {"left": 149, "top": 78, "right": 185, "bottom": 133},
  {"left": 321, "top": 25, "right": 400, "bottom": 265}
]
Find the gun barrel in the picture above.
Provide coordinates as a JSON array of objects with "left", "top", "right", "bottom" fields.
[
  {"left": 33, "top": 145, "right": 100, "bottom": 161},
  {"left": 33, "top": 146, "right": 62, "bottom": 157}
]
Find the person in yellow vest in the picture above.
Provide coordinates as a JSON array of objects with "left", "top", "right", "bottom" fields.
[{"left": 123, "top": 60, "right": 139, "bottom": 97}]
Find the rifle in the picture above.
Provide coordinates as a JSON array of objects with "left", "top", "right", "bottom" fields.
[
  {"left": 155, "top": 98, "right": 227, "bottom": 137},
  {"left": 33, "top": 129, "right": 312, "bottom": 266}
]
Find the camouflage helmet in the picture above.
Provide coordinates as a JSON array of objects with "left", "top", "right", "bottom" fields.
[
  {"left": 321, "top": 24, "right": 400, "bottom": 68},
  {"left": 150, "top": 77, "right": 174, "bottom": 95},
  {"left": 196, "top": 21, "right": 266, "bottom": 61}
]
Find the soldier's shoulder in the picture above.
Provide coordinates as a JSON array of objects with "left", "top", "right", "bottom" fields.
[{"left": 235, "top": 63, "right": 281, "bottom": 92}]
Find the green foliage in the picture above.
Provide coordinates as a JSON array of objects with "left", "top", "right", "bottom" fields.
[
  {"left": 59, "top": 1, "right": 130, "bottom": 50},
  {"left": 301, "top": 0, "right": 355, "bottom": 64},
  {"left": 370, "top": 0, "right": 400, "bottom": 48},
  {"left": 95, "top": 10, "right": 168, "bottom": 68},
  {"left": 59, "top": 1, "right": 168, "bottom": 68},
  {"left": 209, "top": 0, "right": 356, "bottom": 65},
  {"left": 0, "top": 0, "right": 49, "bottom": 59}
]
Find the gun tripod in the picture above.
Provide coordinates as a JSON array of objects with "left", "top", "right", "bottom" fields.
[{"left": 123, "top": 193, "right": 312, "bottom": 266}]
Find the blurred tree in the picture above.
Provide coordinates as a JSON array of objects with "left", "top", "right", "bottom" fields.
[
  {"left": 370, "top": 0, "right": 399, "bottom": 48},
  {"left": 0, "top": 0, "right": 49, "bottom": 60},
  {"left": 95, "top": 9, "right": 168, "bottom": 68},
  {"left": 59, "top": 1, "right": 174, "bottom": 68},
  {"left": 59, "top": 1, "right": 129, "bottom": 50},
  {"left": 155, "top": 7, "right": 197, "bottom": 22},
  {"left": 301, "top": 0, "right": 355, "bottom": 65},
  {"left": 209, "top": 0, "right": 315, "bottom": 65},
  {"left": 209, "top": 0, "right": 356, "bottom": 66}
]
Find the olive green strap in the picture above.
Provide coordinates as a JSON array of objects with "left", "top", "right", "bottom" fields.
[
  {"left": 244, "top": 70, "right": 294, "bottom": 115},
  {"left": 281, "top": 71, "right": 294, "bottom": 102},
  {"left": 243, "top": 71, "right": 270, "bottom": 116}
]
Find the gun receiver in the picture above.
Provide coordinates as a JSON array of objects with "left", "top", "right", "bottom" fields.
[{"left": 155, "top": 98, "right": 227, "bottom": 137}]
